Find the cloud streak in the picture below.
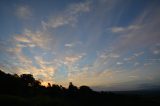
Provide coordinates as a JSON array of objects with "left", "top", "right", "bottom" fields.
[
  {"left": 42, "top": 1, "right": 91, "bottom": 29},
  {"left": 15, "top": 5, "right": 32, "bottom": 20}
]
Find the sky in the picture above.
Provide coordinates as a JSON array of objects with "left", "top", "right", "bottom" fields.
[{"left": 0, "top": 0, "right": 160, "bottom": 91}]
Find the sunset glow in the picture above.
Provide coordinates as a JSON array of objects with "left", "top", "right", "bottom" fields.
[{"left": 0, "top": 0, "right": 160, "bottom": 91}]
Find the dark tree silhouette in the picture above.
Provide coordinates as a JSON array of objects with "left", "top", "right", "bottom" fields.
[
  {"left": 68, "top": 82, "right": 78, "bottom": 91},
  {"left": 79, "top": 86, "right": 92, "bottom": 92},
  {"left": 68, "top": 82, "right": 78, "bottom": 97},
  {"left": 0, "top": 69, "right": 159, "bottom": 106}
]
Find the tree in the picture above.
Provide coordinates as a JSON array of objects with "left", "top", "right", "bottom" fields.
[
  {"left": 68, "top": 82, "right": 78, "bottom": 95},
  {"left": 79, "top": 86, "right": 92, "bottom": 92},
  {"left": 20, "top": 74, "right": 35, "bottom": 87}
]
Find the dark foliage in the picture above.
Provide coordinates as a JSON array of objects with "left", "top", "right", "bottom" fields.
[{"left": 0, "top": 70, "right": 160, "bottom": 106}]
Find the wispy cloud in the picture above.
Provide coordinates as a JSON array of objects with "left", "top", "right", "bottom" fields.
[
  {"left": 64, "top": 43, "right": 73, "bottom": 47},
  {"left": 112, "top": 10, "right": 160, "bottom": 53},
  {"left": 42, "top": 1, "right": 91, "bottom": 29},
  {"left": 111, "top": 25, "right": 142, "bottom": 33},
  {"left": 64, "top": 53, "right": 86, "bottom": 65},
  {"left": 14, "top": 29, "right": 51, "bottom": 49},
  {"left": 4, "top": 28, "right": 56, "bottom": 85},
  {"left": 15, "top": 5, "right": 32, "bottom": 20},
  {"left": 116, "top": 62, "right": 123, "bottom": 65},
  {"left": 153, "top": 50, "right": 160, "bottom": 55},
  {"left": 65, "top": 56, "right": 82, "bottom": 64},
  {"left": 124, "top": 52, "right": 144, "bottom": 61},
  {"left": 8, "top": 0, "right": 92, "bottom": 84}
]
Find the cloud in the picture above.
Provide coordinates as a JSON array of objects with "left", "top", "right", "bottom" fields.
[
  {"left": 42, "top": 1, "right": 91, "bottom": 29},
  {"left": 15, "top": 5, "right": 32, "bottom": 19},
  {"left": 134, "top": 62, "right": 140, "bottom": 66},
  {"left": 34, "top": 56, "right": 53, "bottom": 66},
  {"left": 14, "top": 35, "right": 31, "bottom": 43},
  {"left": 14, "top": 29, "right": 51, "bottom": 49},
  {"left": 110, "top": 8, "right": 160, "bottom": 55},
  {"left": 68, "top": 1, "right": 90, "bottom": 14},
  {"left": 65, "top": 43, "right": 73, "bottom": 47},
  {"left": 17, "top": 64, "right": 56, "bottom": 86},
  {"left": 116, "top": 62, "right": 123, "bottom": 65},
  {"left": 64, "top": 53, "right": 85, "bottom": 64},
  {"left": 3, "top": 20, "right": 88, "bottom": 85},
  {"left": 65, "top": 56, "right": 81, "bottom": 63},
  {"left": 4, "top": 28, "right": 57, "bottom": 84},
  {"left": 124, "top": 52, "right": 144, "bottom": 61},
  {"left": 153, "top": 50, "right": 160, "bottom": 55},
  {"left": 99, "top": 51, "right": 120, "bottom": 59},
  {"left": 151, "top": 44, "right": 160, "bottom": 55},
  {"left": 111, "top": 25, "right": 142, "bottom": 33},
  {"left": 64, "top": 41, "right": 82, "bottom": 48},
  {"left": 43, "top": 16, "right": 72, "bottom": 29},
  {"left": 7, "top": 48, "right": 56, "bottom": 85},
  {"left": 134, "top": 52, "right": 144, "bottom": 57},
  {"left": 111, "top": 27, "right": 125, "bottom": 33}
]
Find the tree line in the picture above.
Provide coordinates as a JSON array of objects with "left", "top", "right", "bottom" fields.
[
  {"left": 0, "top": 70, "right": 94, "bottom": 97},
  {"left": 0, "top": 69, "right": 159, "bottom": 106}
]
